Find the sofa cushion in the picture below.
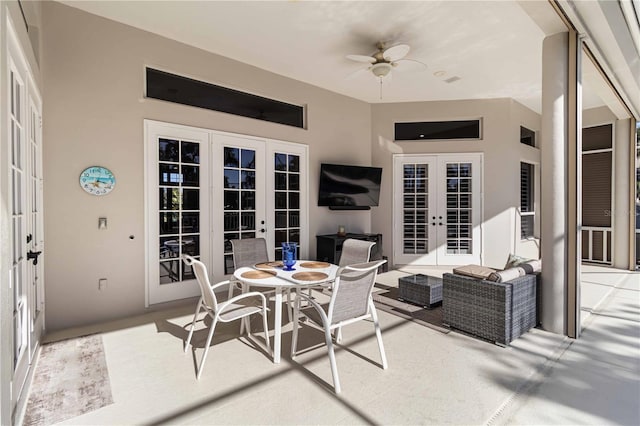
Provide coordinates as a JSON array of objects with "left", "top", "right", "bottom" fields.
[
  {"left": 453, "top": 264, "right": 497, "bottom": 280},
  {"left": 488, "top": 267, "right": 526, "bottom": 283},
  {"left": 504, "top": 254, "right": 531, "bottom": 269},
  {"left": 519, "top": 259, "right": 542, "bottom": 274}
]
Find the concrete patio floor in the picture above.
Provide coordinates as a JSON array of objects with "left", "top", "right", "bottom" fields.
[{"left": 32, "top": 264, "right": 639, "bottom": 425}]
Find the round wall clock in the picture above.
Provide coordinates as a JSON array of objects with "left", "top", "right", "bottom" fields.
[{"left": 79, "top": 166, "right": 116, "bottom": 196}]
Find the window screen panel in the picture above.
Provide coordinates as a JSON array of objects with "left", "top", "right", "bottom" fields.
[{"left": 582, "top": 152, "right": 612, "bottom": 227}]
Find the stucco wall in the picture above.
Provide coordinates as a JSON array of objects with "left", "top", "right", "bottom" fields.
[
  {"left": 41, "top": 2, "right": 372, "bottom": 331},
  {"left": 371, "top": 98, "right": 541, "bottom": 269}
]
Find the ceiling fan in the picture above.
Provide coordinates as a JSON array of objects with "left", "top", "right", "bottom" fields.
[
  {"left": 346, "top": 42, "right": 425, "bottom": 79},
  {"left": 346, "top": 42, "right": 426, "bottom": 98}
]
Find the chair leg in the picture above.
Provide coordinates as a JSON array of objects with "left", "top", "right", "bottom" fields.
[
  {"left": 239, "top": 283, "right": 249, "bottom": 335},
  {"left": 227, "top": 281, "right": 234, "bottom": 300},
  {"left": 335, "top": 327, "right": 343, "bottom": 343},
  {"left": 185, "top": 297, "right": 203, "bottom": 353},
  {"left": 197, "top": 316, "right": 219, "bottom": 380},
  {"left": 324, "top": 326, "right": 341, "bottom": 394},
  {"left": 369, "top": 299, "right": 388, "bottom": 369},
  {"left": 290, "top": 294, "right": 301, "bottom": 358},
  {"left": 261, "top": 308, "right": 271, "bottom": 355}
]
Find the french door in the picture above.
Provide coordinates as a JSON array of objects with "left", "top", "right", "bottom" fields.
[
  {"left": 393, "top": 154, "right": 482, "bottom": 266},
  {"left": 145, "top": 121, "right": 308, "bottom": 305},
  {"left": 146, "top": 122, "right": 211, "bottom": 305},
  {"left": 8, "top": 27, "right": 45, "bottom": 414}
]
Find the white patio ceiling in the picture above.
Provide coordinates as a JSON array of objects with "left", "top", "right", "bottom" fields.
[{"left": 60, "top": 0, "right": 613, "bottom": 113}]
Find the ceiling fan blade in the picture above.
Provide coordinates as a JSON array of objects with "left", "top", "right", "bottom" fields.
[
  {"left": 345, "top": 67, "right": 371, "bottom": 80},
  {"left": 346, "top": 54, "right": 376, "bottom": 64},
  {"left": 393, "top": 58, "right": 428, "bottom": 72},
  {"left": 383, "top": 44, "right": 410, "bottom": 62}
]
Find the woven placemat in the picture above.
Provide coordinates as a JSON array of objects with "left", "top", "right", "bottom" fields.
[
  {"left": 299, "top": 261, "right": 331, "bottom": 269},
  {"left": 241, "top": 270, "right": 277, "bottom": 279},
  {"left": 255, "top": 261, "right": 283, "bottom": 269},
  {"left": 292, "top": 272, "right": 328, "bottom": 281}
]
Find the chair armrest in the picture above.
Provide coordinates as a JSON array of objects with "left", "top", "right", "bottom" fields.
[
  {"left": 219, "top": 291, "right": 269, "bottom": 311},
  {"left": 209, "top": 280, "right": 231, "bottom": 292}
]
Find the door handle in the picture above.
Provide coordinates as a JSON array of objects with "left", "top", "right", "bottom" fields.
[{"left": 27, "top": 250, "right": 42, "bottom": 265}]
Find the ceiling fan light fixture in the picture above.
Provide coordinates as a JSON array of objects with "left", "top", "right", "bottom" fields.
[{"left": 371, "top": 62, "right": 392, "bottom": 78}]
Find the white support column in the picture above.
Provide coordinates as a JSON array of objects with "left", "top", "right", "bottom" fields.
[
  {"left": 540, "top": 31, "right": 581, "bottom": 336},
  {"left": 613, "top": 119, "right": 632, "bottom": 269}
]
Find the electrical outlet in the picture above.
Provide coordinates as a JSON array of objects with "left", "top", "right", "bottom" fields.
[{"left": 99, "top": 278, "right": 107, "bottom": 290}]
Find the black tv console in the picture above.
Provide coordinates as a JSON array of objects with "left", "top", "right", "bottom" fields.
[{"left": 316, "top": 233, "right": 385, "bottom": 270}]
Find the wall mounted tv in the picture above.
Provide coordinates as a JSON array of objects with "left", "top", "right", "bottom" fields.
[{"left": 318, "top": 163, "right": 383, "bottom": 210}]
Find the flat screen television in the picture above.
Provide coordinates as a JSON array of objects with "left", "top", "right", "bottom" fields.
[{"left": 318, "top": 163, "right": 383, "bottom": 210}]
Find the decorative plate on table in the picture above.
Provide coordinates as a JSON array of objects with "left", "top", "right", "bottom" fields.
[
  {"left": 255, "top": 261, "right": 283, "bottom": 269},
  {"left": 299, "top": 261, "right": 331, "bottom": 269},
  {"left": 292, "top": 272, "right": 329, "bottom": 281},
  {"left": 241, "top": 270, "right": 277, "bottom": 279}
]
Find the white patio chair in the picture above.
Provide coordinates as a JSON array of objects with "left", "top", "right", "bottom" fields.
[
  {"left": 290, "top": 259, "right": 388, "bottom": 394},
  {"left": 308, "top": 238, "right": 377, "bottom": 336},
  {"left": 338, "top": 238, "right": 376, "bottom": 267},
  {"left": 182, "top": 255, "right": 271, "bottom": 379},
  {"left": 228, "top": 238, "right": 293, "bottom": 320},
  {"left": 227, "top": 238, "right": 270, "bottom": 299}
]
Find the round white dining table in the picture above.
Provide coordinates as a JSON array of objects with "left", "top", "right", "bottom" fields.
[{"left": 233, "top": 260, "right": 339, "bottom": 363}]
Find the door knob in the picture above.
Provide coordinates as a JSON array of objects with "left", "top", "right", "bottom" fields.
[
  {"left": 260, "top": 228, "right": 266, "bottom": 233},
  {"left": 27, "top": 250, "right": 42, "bottom": 265}
]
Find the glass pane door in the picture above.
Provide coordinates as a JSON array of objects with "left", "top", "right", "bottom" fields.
[
  {"left": 393, "top": 154, "right": 481, "bottom": 266},
  {"left": 212, "top": 134, "right": 265, "bottom": 279},
  {"left": 10, "top": 67, "right": 30, "bottom": 407},
  {"left": 268, "top": 141, "right": 308, "bottom": 260},
  {"left": 146, "top": 122, "right": 210, "bottom": 305},
  {"left": 27, "top": 96, "right": 44, "bottom": 358},
  {"left": 222, "top": 146, "right": 260, "bottom": 273},
  {"left": 158, "top": 138, "right": 201, "bottom": 283},
  {"left": 273, "top": 152, "right": 301, "bottom": 260},
  {"left": 393, "top": 156, "right": 437, "bottom": 265},
  {"left": 436, "top": 155, "right": 482, "bottom": 265}
]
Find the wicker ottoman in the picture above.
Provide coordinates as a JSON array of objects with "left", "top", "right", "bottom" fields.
[{"left": 398, "top": 274, "right": 443, "bottom": 308}]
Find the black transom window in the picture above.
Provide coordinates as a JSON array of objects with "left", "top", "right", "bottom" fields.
[
  {"left": 395, "top": 120, "right": 481, "bottom": 141},
  {"left": 520, "top": 126, "right": 536, "bottom": 147},
  {"left": 146, "top": 68, "right": 305, "bottom": 128}
]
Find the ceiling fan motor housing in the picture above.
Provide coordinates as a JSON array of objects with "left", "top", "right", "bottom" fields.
[{"left": 371, "top": 62, "right": 392, "bottom": 78}]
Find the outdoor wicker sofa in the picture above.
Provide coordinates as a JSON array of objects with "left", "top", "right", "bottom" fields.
[{"left": 442, "top": 272, "right": 537, "bottom": 346}]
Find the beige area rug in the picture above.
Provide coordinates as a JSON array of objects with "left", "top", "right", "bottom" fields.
[{"left": 23, "top": 334, "right": 114, "bottom": 426}]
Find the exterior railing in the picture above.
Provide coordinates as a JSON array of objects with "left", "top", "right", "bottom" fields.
[
  {"left": 582, "top": 226, "right": 612, "bottom": 265},
  {"left": 636, "top": 229, "right": 640, "bottom": 269}
]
